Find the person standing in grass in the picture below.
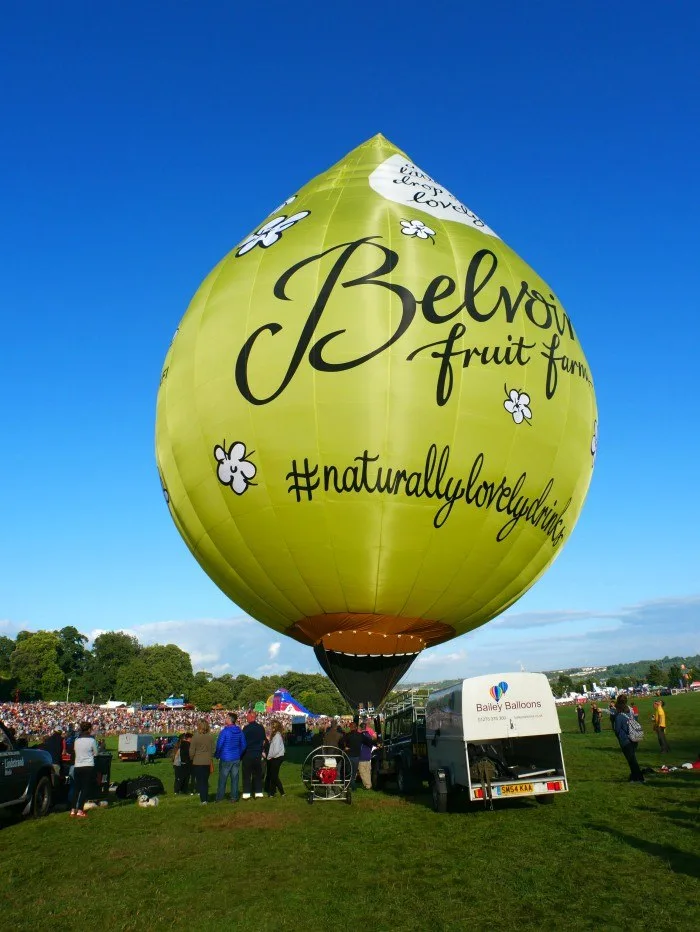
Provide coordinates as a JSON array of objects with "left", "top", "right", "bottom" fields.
[
  {"left": 356, "top": 720, "right": 375, "bottom": 790},
  {"left": 266, "top": 720, "right": 286, "bottom": 797},
  {"left": 215, "top": 712, "right": 246, "bottom": 802},
  {"left": 190, "top": 719, "right": 215, "bottom": 804},
  {"left": 613, "top": 696, "right": 645, "bottom": 783},
  {"left": 241, "top": 711, "right": 266, "bottom": 799},
  {"left": 178, "top": 732, "right": 192, "bottom": 794},
  {"left": 591, "top": 704, "right": 602, "bottom": 733},
  {"left": 71, "top": 721, "right": 98, "bottom": 818},
  {"left": 653, "top": 700, "right": 670, "bottom": 753},
  {"left": 341, "top": 720, "right": 362, "bottom": 787},
  {"left": 576, "top": 704, "right": 586, "bottom": 733}
]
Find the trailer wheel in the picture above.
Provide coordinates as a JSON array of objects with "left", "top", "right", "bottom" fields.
[
  {"left": 432, "top": 783, "right": 447, "bottom": 813},
  {"left": 535, "top": 795, "right": 554, "bottom": 805},
  {"left": 31, "top": 776, "right": 53, "bottom": 818}
]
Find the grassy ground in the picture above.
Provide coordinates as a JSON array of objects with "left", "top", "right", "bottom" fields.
[{"left": 1, "top": 694, "right": 698, "bottom": 932}]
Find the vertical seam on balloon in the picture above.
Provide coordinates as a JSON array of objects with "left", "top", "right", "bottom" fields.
[
  {"left": 418, "top": 238, "right": 528, "bottom": 625},
  {"left": 221, "top": 245, "right": 319, "bottom": 620},
  {"left": 312, "top": 178, "right": 351, "bottom": 617},
  {"left": 455, "top": 243, "right": 532, "bottom": 615},
  {"left": 159, "top": 265, "right": 276, "bottom": 617},
  {"left": 372, "top": 203, "right": 393, "bottom": 616},
  {"left": 393, "top": 213, "right": 462, "bottom": 625},
  {"left": 188, "top": 256, "right": 305, "bottom": 624}
]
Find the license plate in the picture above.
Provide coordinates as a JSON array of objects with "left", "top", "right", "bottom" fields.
[{"left": 498, "top": 783, "right": 534, "bottom": 795}]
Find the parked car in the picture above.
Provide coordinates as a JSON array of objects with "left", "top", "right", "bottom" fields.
[{"left": 0, "top": 723, "right": 57, "bottom": 818}]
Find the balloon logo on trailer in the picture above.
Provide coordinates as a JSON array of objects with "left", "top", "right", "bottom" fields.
[
  {"left": 489, "top": 682, "right": 509, "bottom": 702},
  {"left": 155, "top": 134, "right": 597, "bottom": 710}
]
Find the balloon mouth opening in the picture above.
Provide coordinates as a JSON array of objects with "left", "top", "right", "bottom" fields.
[
  {"left": 286, "top": 612, "right": 453, "bottom": 655},
  {"left": 313, "top": 644, "right": 420, "bottom": 710},
  {"left": 285, "top": 612, "right": 453, "bottom": 709}
]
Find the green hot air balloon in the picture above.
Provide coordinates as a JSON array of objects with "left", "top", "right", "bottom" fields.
[{"left": 156, "top": 134, "right": 597, "bottom": 709}]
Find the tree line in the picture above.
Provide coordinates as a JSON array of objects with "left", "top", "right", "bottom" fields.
[{"left": 0, "top": 628, "right": 351, "bottom": 715}]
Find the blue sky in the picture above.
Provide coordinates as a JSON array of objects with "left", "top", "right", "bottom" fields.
[{"left": 1, "top": 2, "right": 698, "bottom": 682}]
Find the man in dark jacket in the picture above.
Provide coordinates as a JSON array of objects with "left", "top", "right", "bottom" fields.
[
  {"left": 341, "top": 721, "right": 363, "bottom": 788},
  {"left": 43, "top": 730, "right": 63, "bottom": 765},
  {"left": 177, "top": 732, "right": 192, "bottom": 794},
  {"left": 324, "top": 719, "right": 345, "bottom": 749},
  {"left": 241, "top": 711, "right": 266, "bottom": 799},
  {"left": 215, "top": 713, "right": 247, "bottom": 802},
  {"left": 576, "top": 704, "right": 586, "bottom": 733}
]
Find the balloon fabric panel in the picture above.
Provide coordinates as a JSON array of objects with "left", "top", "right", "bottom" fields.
[{"left": 155, "top": 134, "right": 597, "bottom": 707}]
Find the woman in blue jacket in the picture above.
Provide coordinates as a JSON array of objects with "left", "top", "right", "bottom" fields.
[{"left": 215, "top": 712, "right": 247, "bottom": 802}]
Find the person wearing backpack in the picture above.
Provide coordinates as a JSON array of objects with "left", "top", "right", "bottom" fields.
[{"left": 613, "top": 695, "right": 645, "bottom": 783}]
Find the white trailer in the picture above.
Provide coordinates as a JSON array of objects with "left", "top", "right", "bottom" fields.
[
  {"left": 426, "top": 673, "right": 567, "bottom": 811},
  {"left": 118, "top": 733, "right": 155, "bottom": 761}
]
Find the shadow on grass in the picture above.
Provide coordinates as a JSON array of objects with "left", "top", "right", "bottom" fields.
[
  {"left": 588, "top": 823, "right": 700, "bottom": 879},
  {"left": 634, "top": 801, "right": 700, "bottom": 832}
]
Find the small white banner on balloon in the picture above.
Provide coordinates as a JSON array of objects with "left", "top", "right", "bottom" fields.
[{"left": 368, "top": 154, "right": 499, "bottom": 238}]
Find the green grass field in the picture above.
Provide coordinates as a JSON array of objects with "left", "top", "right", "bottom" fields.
[{"left": 1, "top": 694, "right": 698, "bottom": 932}]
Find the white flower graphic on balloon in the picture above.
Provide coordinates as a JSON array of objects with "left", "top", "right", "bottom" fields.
[
  {"left": 400, "top": 219, "right": 436, "bottom": 242},
  {"left": 236, "top": 211, "right": 310, "bottom": 257},
  {"left": 591, "top": 420, "right": 598, "bottom": 459},
  {"left": 214, "top": 442, "right": 257, "bottom": 495},
  {"left": 504, "top": 387, "right": 532, "bottom": 425}
]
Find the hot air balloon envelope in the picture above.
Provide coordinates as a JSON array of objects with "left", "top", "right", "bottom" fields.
[{"left": 155, "top": 134, "right": 597, "bottom": 709}]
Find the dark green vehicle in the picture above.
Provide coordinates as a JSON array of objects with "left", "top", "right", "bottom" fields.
[
  {"left": 371, "top": 690, "right": 431, "bottom": 793},
  {"left": 0, "top": 723, "right": 56, "bottom": 818}
]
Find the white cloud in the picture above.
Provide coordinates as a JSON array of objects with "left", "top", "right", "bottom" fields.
[
  {"left": 256, "top": 662, "right": 292, "bottom": 675},
  {"left": 402, "top": 593, "right": 700, "bottom": 683},
  {"left": 415, "top": 649, "right": 467, "bottom": 667},
  {"left": 2, "top": 594, "right": 697, "bottom": 691}
]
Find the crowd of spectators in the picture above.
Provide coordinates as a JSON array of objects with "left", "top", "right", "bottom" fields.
[{"left": 0, "top": 700, "right": 345, "bottom": 743}]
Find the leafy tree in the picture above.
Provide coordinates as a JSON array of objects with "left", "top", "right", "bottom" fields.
[
  {"left": 646, "top": 663, "right": 663, "bottom": 685},
  {"left": 55, "top": 626, "right": 89, "bottom": 679},
  {"left": 115, "top": 644, "right": 193, "bottom": 704},
  {"left": 228, "top": 674, "right": 256, "bottom": 704},
  {"left": 0, "top": 635, "right": 15, "bottom": 674},
  {"left": 189, "top": 677, "right": 237, "bottom": 711},
  {"left": 10, "top": 631, "right": 65, "bottom": 700},
  {"left": 91, "top": 632, "right": 141, "bottom": 699},
  {"left": 551, "top": 674, "right": 574, "bottom": 698},
  {"left": 114, "top": 658, "right": 154, "bottom": 703},
  {"left": 236, "top": 681, "right": 270, "bottom": 709},
  {"left": 666, "top": 664, "right": 682, "bottom": 688},
  {"left": 0, "top": 675, "right": 18, "bottom": 701}
]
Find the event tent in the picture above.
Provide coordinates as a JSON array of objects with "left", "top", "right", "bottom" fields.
[{"left": 265, "top": 689, "right": 318, "bottom": 717}]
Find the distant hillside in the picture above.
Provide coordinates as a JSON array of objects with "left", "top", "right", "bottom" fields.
[
  {"left": 400, "top": 654, "right": 699, "bottom": 692},
  {"left": 544, "top": 654, "right": 700, "bottom": 683}
]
